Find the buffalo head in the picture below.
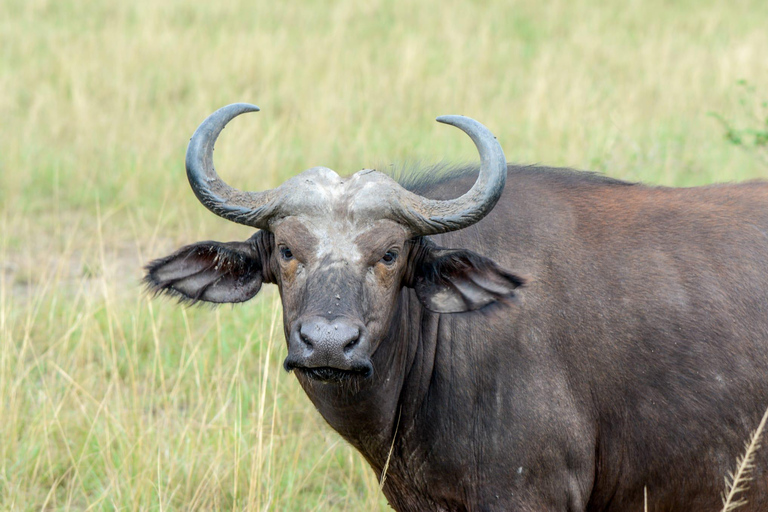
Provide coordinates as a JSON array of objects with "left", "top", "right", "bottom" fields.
[{"left": 145, "top": 104, "right": 523, "bottom": 384}]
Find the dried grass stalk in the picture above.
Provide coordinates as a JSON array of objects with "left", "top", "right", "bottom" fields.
[{"left": 721, "top": 406, "right": 768, "bottom": 512}]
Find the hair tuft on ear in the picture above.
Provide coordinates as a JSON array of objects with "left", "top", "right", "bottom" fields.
[
  {"left": 144, "top": 235, "right": 272, "bottom": 304},
  {"left": 410, "top": 243, "right": 524, "bottom": 314}
]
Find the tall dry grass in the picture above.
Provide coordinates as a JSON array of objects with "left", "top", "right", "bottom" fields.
[
  {"left": 2, "top": 0, "right": 768, "bottom": 509},
  {"left": 1, "top": 224, "right": 387, "bottom": 510}
]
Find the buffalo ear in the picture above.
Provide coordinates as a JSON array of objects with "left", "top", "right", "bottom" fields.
[
  {"left": 408, "top": 244, "right": 524, "bottom": 313},
  {"left": 144, "top": 231, "right": 274, "bottom": 304}
]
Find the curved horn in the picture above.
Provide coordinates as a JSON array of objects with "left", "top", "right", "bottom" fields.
[
  {"left": 393, "top": 115, "right": 507, "bottom": 235},
  {"left": 186, "top": 103, "right": 280, "bottom": 229}
]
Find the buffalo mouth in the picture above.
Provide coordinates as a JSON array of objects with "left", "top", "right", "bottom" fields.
[{"left": 284, "top": 361, "right": 373, "bottom": 383}]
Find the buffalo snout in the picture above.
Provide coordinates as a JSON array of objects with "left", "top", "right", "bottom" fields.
[{"left": 284, "top": 316, "right": 373, "bottom": 382}]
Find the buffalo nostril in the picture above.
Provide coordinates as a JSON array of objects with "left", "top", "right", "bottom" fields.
[
  {"left": 300, "top": 332, "right": 313, "bottom": 348},
  {"left": 343, "top": 330, "right": 361, "bottom": 352}
]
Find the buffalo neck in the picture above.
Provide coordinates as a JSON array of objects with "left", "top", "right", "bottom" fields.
[{"left": 292, "top": 287, "right": 439, "bottom": 471}]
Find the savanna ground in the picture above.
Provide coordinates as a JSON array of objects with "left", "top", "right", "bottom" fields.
[{"left": 2, "top": 0, "right": 768, "bottom": 509}]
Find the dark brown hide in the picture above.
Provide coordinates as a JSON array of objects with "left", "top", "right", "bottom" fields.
[{"left": 147, "top": 165, "right": 768, "bottom": 511}]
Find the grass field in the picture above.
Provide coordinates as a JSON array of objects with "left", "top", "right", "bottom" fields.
[{"left": 2, "top": 0, "right": 768, "bottom": 509}]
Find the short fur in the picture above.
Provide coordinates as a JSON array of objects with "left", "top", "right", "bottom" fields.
[{"left": 146, "top": 163, "right": 768, "bottom": 511}]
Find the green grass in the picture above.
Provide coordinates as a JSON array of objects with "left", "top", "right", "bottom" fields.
[{"left": 1, "top": 0, "right": 767, "bottom": 509}]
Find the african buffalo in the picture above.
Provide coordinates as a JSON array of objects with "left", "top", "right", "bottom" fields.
[{"left": 146, "top": 103, "right": 768, "bottom": 511}]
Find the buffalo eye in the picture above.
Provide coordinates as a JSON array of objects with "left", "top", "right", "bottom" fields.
[
  {"left": 279, "top": 246, "right": 294, "bottom": 261},
  {"left": 380, "top": 251, "right": 398, "bottom": 265}
]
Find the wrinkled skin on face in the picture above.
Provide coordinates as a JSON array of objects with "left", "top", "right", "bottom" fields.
[
  {"left": 266, "top": 168, "right": 412, "bottom": 383},
  {"left": 273, "top": 215, "right": 409, "bottom": 379}
]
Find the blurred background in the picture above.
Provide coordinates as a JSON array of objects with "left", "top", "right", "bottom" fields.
[{"left": 1, "top": 0, "right": 767, "bottom": 509}]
